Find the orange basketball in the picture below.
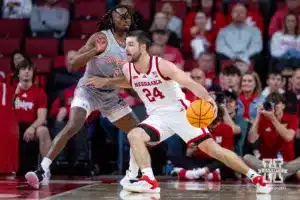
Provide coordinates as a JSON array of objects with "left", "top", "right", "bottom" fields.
[{"left": 186, "top": 99, "right": 215, "bottom": 128}]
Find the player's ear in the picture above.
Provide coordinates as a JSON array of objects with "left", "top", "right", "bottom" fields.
[{"left": 141, "top": 44, "right": 147, "bottom": 52}]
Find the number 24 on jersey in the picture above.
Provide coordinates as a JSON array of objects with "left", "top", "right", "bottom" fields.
[{"left": 142, "top": 87, "right": 165, "bottom": 102}]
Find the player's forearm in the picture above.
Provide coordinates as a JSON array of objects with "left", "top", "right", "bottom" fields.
[
  {"left": 189, "top": 83, "right": 212, "bottom": 101},
  {"left": 271, "top": 118, "right": 295, "bottom": 142},
  {"left": 68, "top": 48, "right": 98, "bottom": 71},
  {"left": 107, "top": 77, "right": 131, "bottom": 88}
]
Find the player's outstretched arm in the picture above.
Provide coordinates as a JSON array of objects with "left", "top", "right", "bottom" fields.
[
  {"left": 158, "top": 59, "right": 217, "bottom": 109},
  {"left": 85, "top": 76, "right": 131, "bottom": 88},
  {"left": 85, "top": 63, "right": 132, "bottom": 88},
  {"left": 67, "top": 32, "right": 108, "bottom": 71}
]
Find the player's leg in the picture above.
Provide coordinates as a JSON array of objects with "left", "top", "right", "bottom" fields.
[
  {"left": 35, "top": 126, "right": 52, "bottom": 158},
  {"left": 105, "top": 106, "right": 141, "bottom": 184},
  {"left": 171, "top": 111, "right": 272, "bottom": 193},
  {"left": 25, "top": 93, "right": 90, "bottom": 189},
  {"left": 123, "top": 116, "right": 170, "bottom": 193},
  {"left": 198, "top": 139, "right": 272, "bottom": 193}
]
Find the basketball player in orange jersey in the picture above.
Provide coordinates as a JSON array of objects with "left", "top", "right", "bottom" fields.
[{"left": 86, "top": 30, "right": 272, "bottom": 194}]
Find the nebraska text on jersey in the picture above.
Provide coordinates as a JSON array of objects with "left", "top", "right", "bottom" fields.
[
  {"left": 14, "top": 97, "right": 33, "bottom": 110},
  {"left": 134, "top": 80, "right": 162, "bottom": 87}
]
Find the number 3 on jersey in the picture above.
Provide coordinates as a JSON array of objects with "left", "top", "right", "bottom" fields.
[{"left": 142, "top": 87, "right": 165, "bottom": 102}]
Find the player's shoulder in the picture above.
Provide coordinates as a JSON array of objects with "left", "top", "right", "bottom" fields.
[
  {"left": 122, "top": 62, "right": 130, "bottom": 68},
  {"left": 87, "top": 31, "right": 108, "bottom": 44},
  {"left": 122, "top": 62, "right": 131, "bottom": 75},
  {"left": 156, "top": 56, "right": 173, "bottom": 67}
]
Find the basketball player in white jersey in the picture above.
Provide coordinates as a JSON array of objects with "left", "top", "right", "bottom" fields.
[
  {"left": 86, "top": 30, "right": 272, "bottom": 194},
  {"left": 25, "top": 6, "right": 142, "bottom": 189}
]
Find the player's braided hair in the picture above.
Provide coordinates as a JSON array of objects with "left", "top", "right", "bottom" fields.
[{"left": 97, "top": 5, "right": 138, "bottom": 32}]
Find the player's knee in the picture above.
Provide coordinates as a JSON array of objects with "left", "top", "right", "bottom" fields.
[
  {"left": 64, "top": 121, "right": 82, "bottom": 137},
  {"left": 127, "top": 129, "right": 140, "bottom": 142},
  {"left": 36, "top": 126, "right": 50, "bottom": 140},
  {"left": 198, "top": 140, "right": 224, "bottom": 160},
  {"left": 127, "top": 128, "right": 149, "bottom": 143}
]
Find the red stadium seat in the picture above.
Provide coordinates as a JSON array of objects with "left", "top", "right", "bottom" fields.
[
  {"left": 31, "top": 58, "right": 52, "bottom": 74},
  {"left": 31, "top": 58, "right": 52, "bottom": 89},
  {"left": 54, "top": 56, "right": 67, "bottom": 69},
  {"left": 0, "top": 19, "right": 26, "bottom": 38},
  {"left": 156, "top": 1, "right": 187, "bottom": 19},
  {"left": 63, "top": 39, "right": 86, "bottom": 54},
  {"left": 74, "top": 1, "right": 106, "bottom": 20},
  {"left": 69, "top": 20, "right": 98, "bottom": 39},
  {"left": 0, "top": 38, "right": 21, "bottom": 56},
  {"left": 0, "top": 58, "right": 11, "bottom": 73},
  {"left": 135, "top": 0, "right": 151, "bottom": 21},
  {"left": 25, "top": 38, "right": 58, "bottom": 57}
]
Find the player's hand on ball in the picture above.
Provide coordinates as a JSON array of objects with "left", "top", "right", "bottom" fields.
[
  {"left": 206, "top": 97, "right": 218, "bottom": 120},
  {"left": 85, "top": 76, "right": 109, "bottom": 88}
]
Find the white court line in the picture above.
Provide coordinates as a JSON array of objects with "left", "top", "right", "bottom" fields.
[{"left": 41, "top": 183, "right": 98, "bottom": 200}]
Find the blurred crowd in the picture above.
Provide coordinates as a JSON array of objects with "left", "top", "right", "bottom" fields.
[{"left": 0, "top": 0, "right": 300, "bottom": 181}]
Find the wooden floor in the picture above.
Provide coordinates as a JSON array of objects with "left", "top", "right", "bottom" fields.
[{"left": 0, "top": 176, "right": 299, "bottom": 199}]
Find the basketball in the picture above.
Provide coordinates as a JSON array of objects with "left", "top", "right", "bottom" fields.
[{"left": 186, "top": 99, "right": 215, "bottom": 128}]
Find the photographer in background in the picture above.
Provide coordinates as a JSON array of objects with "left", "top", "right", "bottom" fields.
[
  {"left": 220, "top": 90, "right": 251, "bottom": 157},
  {"left": 245, "top": 92, "right": 300, "bottom": 181}
]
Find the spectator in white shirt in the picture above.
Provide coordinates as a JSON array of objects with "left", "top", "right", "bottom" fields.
[
  {"left": 2, "top": 0, "right": 32, "bottom": 19},
  {"left": 270, "top": 12, "right": 300, "bottom": 59}
]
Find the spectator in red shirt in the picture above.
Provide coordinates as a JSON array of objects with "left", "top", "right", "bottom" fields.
[
  {"left": 170, "top": 106, "right": 235, "bottom": 181},
  {"left": 285, "top": 69, "right": 300, "bottom": 157},
  {"left": 197, "top": 52, "right": 217, "bottom": 86},
  {"left": 269, "top": 0, "right": 300, "bottom": 37},
  {"left": 183, "top": 11, "right": 216, "bottom": 57},
  {"left": 245, "top": 92, "right": 300, "bottom": 181},
  {"left": 151, "top": 29, "right": 184, "bottom": 69},
  {"left": 184, "top": 68, "right": 206, "bottom": 102},
  {"left": 239, "top": 72, "right": 262, "bottom": 120},
  {"left": 13, "top": 60, "right": 52, "bottom": 174},
  {"left": 183, "top": 0, "right": 227, "bottom": 55},
  {"left": 160, "top": 2, "right": 182, "bottom": 39}
]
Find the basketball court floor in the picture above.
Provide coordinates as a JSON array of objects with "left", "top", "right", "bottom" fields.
[{"left": 0, "top": 176, "right": 299, "bottom": 199}]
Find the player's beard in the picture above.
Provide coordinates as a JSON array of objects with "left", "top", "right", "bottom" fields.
[{"left": 131, "top": 51, "right": 142, "bottom": 63}]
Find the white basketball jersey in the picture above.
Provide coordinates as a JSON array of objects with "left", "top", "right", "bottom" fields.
[{"left": 129, "top": 56, "right": 190, "bottom": 115}]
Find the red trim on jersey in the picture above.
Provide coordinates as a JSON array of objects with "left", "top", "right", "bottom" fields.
[
  {"left": 133, "top": 56, "right": 153, "bottom": 75},
  {"left": 186, "top": 131, "right": 212, "bottom": 147},
  {"left": 155, "top": 56, "right": 170, "bottom": 80},
  {"left": 179, "top": 99, "right": 188, "bottom": 110},
  {"left": 139, "top": 122, "right": 161, "bottom": 142},
  {"left": 129, "top": 63, "right": 132, "bottom": 86},
  {"left": 146, "top": 56, "right": 152, "bottom": 75}
]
